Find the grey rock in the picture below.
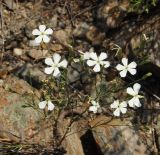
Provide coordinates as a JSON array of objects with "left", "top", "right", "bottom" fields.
[
  {"left": 90, "top": 116, "right": 153, "bottom": 155},
  {"left": 73, "top": 22, "right": 89, "bottom": 38},
  {"left": 14, "top": 63, "right": 46, "bottom": 88}
]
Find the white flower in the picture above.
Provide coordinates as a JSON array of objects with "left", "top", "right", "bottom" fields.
[
  {"left": 83, "top": 48, "right": 94, "bottom": 60},
  {"left": 44, "top": 53, "right": 68, "bottom": 77},
  {"left": 110, "top": 100, "right": 127, "bottom": 117},
  {"left": 32, "top": 25, "right": 53, "bottom": 44},
  {"left": 127, "top": 83, "right": 143, "bottom": 108},
  {"left": 87, "top": 52, "right": 110, "bottom": 72},
  {"left": 83, "top": 52, "right": 91, "bottom": 60},
  {"left": 77, "top": 48, "right": 94, "bottom": 61},
  {"left": 39, "top": 100, "right": 55, "bottom": 111},
  {"left": 116, "top": 58, "right": 137, "bottom": 77},
  {"left": 89, "top": 100, "right": 100, "bottom": 113}
]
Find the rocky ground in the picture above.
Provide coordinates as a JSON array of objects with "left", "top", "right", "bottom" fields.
[{"left": 0, "top": 0, "right": 160, "bottom": 154}]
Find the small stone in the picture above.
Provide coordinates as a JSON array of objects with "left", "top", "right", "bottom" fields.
[
  {"left": 29, "top": 40, "right": 40, "bottom": 47},
  {"left": 51, "top": 43, "right": 64, "bottom": 52},
  {"left": 4, "top": 76, "right": 34, "bottom": 95},
  {"left": 3, "top": 0, "right": 16, "bottom": 10},
  {"left": 58, "top": 22, "right": 66, "bottom": 29},
  {"left": 13, "top": 48, "right": 23, "bottom": 56},
  {"left": 86, "top": 26, "right": 105, "bottom": 45},
  {"left": 27, "top": 49, "right": 48, "bottom": 59},
  {"left": 130, "top": 36, "right": 141, "bottom": 50},
  {"left": 54, "top": 30, "right": 71, "bottom": 47},
  {"left": 73, "top": 22, "right": 89, "bottom": 38},
  {"left": 67, "top": 66, "right": 80, "bottom": 83},
  {"left": 14, "top": 63, "right": 46, "bottom": 88},
  {"left": 96, "top": 0, "right": 129, "bottom": 29},
  {"left": 0, "top": 79, "right": 4, "bottom": 87},
  {"left": 51, "top": 15, "right": 58, "bottom": 28}
]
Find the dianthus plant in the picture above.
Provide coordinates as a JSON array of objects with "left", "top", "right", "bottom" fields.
[{"left": 29, "top": 26, "right": 150, "bottom": 147}]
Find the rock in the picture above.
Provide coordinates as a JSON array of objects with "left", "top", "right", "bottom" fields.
[
  {"left": 51, "top": 15, "right": 58, "bottom": 28},
  {"left": 67, "top": 62, "right": 82, "bottom": 83},
  {"left": 59, "top": 118, "right": 86, "bottom": 155},
  {"left": 96, "top": 0, "right": 129, "bottom": 29},
  {"left": 27, "top": 49, "right": 48, "bottom": 60},
  {"left": 4, "top": 76, "right": 35, "bottom": 95},
  {"left": 14, "top": 63, "right": 46, "bottom": 88},
  {"left": 73, "top": 22, "right": 89, "bottom": 38},
  {"left": 29, "top": 40, "right": 40, "bottom": 47},
  {"left": 155, "top": 114, "right": 160, "bottom": 153},
  {"left": 5, "top": 41, "right": 18, "bottom": 50},
  {"left": 86, "top": 26, "right": 105, "bottom": 45},
  {"left": 89, "top": 115, "right": 153, "bottom": 155},
  {"left": 0, "top": 69, "right": 8, "bottom": 79},
  {"left": 54, "top": 29, "right": 71, "bottom": 47},
  {"left": 130, "top": 35, "right": 141, "bottom": 50},
  {"left": 0, "top": 79, "right": 4, "bottom": 87},
  {"left": 0, "top": 76, "right": 53, "bottom": 145},
  {"left": 3, "top": 0, "right": 16, "bottom": 10},
  {"left": 51, "top": 43, "right": 64, "bottom": 52},
  {"left": 13, "top": 48, "right": 23, "bottom": 56}
]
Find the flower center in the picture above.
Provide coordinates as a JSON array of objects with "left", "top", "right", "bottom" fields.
[
  {"left": 41, "top": 32, "right": 45, "bottom": 35},
  {"left": 118, "top": 105, "right": 121, "bottom": 108},
  {"left": 125, "top": 65, "right": 128, "bottom": 70},
  {"left": 52, "top": 64, "right": 58, "bottom": 68},
  {"left": 96, "top": 59, "right": 101, "bottom": 64}
]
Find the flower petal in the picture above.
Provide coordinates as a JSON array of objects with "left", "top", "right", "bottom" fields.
[
  {"left": 58, "top": 59, "right": 68, "bottom": 68},
  {"left": 42, "top": 35, "right": 50, "bottom": 43},
  {"left": 89, "top": 48, "right": 94, "bottom": 53},
  {"left": 133, "top": 83, "right": 141, "bottom": 94},
  {"left": 89, "top": 106, "right": 97, "bottom": 113},
  {"left": 39, "top": 101, "right": 47, "bottom": 109},
  {"left": 39, "top": 25, "right": 46, "bottom": 32},
  {"left": 119, "top": 69, "right": 127, "bottom": 77},
  {"left": 134, "top": 97, "right": 142, "bottom": 107},
  {"left": 44, "top": 67, "right": 54, "bottom": 74},
  {"left": 29, "top": 40, "right": 40, "bottom": 46},
  {"left": 116, "top": 64, "right": 125, "bottom": 71},
  {"left": 45, "top": 57, "right": 54, "bottom": 66},
  {"left": 47, "top": 101, "right": 55, "bottom": 111},
  {"left": 127, "top": 87, "right": 136, "bottom": 96},
  {"left": 83, "top": 52, "right": 90, "bottom": 60},
  {"left": 128, "top": 98, "right": 135, "bottom": 107},
  {"left": 99, "top": 52, "right": 107, "bottom": 61},
  {"left": 53, "top": 53, "right": 61, "bottom": 64},
  {"left": 45, "top": 28, "right": 53, "bottom": 35},
  {"left": 122, "top": 58, "right": 128, "bottom": 66},
  {"left": 91, "top": 101, "right": 97, "bottom": 106},
  {"left": 120, "top": 107, "right": 127, "bottom": 114},
  {"left": 93, "top": 64, "right": 101, "bottom": 72},
  {"left": 91, "top": 101, "right": 100, "bottom": 108},
  {"left": 103, "top": 61, "right": 110, "bottom": 68},
  {"left": 32, "top": 29, "right": 41, "bottom": 35},
  {"left": 90, "top": 52, "right": 98, "bottom": 60},
  {"left": 110, "top": 100, "right": 119, "bottom": 108},
  {"left": 128, "top": 97, "right": 141, "bottom": 107},
  {"left": 128, "top": 61, "right": 137, "bottom": 69},
  {"left": 120, "top": 101, "right": 127, "bottom": 108},
  {"left": 113, "top": 108, "right": 120, "bottom": 116},
  {"left": 35, "top": 35, "right": 43, "bottom": 44},
  {"left": 128, "top": 68, "right": 137, "bottom": 75},
  {"left": 87, "top": 60, "right": 96, "bottom": 66},
  {"left": 53, "top": 67, "right": 60, "bottom": 77}
]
